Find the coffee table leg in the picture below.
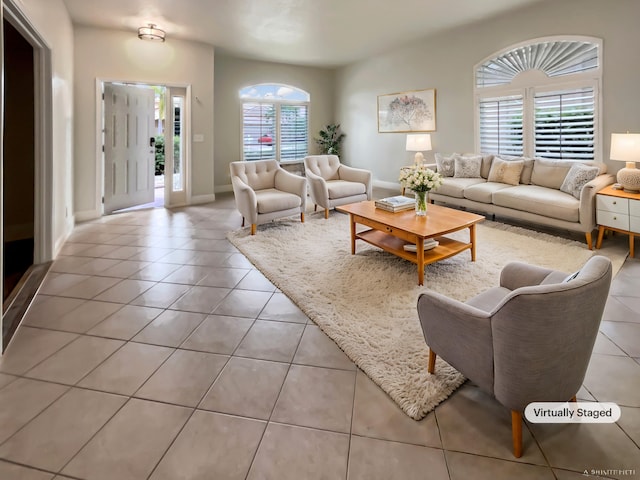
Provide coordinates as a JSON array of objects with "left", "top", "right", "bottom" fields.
[
  {"left": 349, "top": 214, "right": 356, "bottom": 254},
  {"left": 417, "top": 237, "right": 425, "bottom": 286},
  {"left": 470, "top": 224, "right": 477, "bottom": 261}
]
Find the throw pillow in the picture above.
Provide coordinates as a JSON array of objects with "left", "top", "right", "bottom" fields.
[
  {"left": 435, "top": 153, "right": 457, "bottom": 177},
  {"left": 454, "top": 155, "right": 482, "bottom": 178},
  {"left": 560, "top": 163, "right": 599, "bottom": 199},
  {"left": 487, "top": 158, "right": 525, "bottom": 186}
]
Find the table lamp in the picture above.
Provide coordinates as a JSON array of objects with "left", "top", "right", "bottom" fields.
[
  {"left": 611, "top": 133, "right": 640, "bottom": 193},
  {"left": 406, "top": 134, "right": 432, "bottom": 166}
]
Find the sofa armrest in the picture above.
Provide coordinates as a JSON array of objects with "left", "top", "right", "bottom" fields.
[
  {"left": 500, "top": 262, "right": 559, "bottom": 290},
  {"left": 231, "top": 176, "right": 258, "bottom": 223},
  {"left": 579, "top": 173, "right": 616, "bottom": 228},
  {"left": 338, "top": 165, "right": 372, "bottom": 199}
]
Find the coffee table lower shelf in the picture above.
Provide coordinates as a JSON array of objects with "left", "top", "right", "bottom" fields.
[{"left": 357, "top": 229, "right": 472, "bottom": 268}]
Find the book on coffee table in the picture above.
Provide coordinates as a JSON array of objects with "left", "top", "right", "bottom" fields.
[
  {"left": 375, "top": 195, "right": 414, "bottom": 212},
  {"left": 403, "top": 239, "right": 439, "bottom": 252}
]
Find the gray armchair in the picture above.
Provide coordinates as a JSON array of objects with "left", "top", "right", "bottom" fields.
[
  {"left": 303, "top": 155, "right": 372, "bottom": 218},
  {"left": 417, "top": 255, "right": 612, "bottom": 457},
  {"left": 230, "top": 160, "right": 307, "bottom": 235}
]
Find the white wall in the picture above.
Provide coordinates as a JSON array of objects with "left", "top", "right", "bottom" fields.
[
  {"left": 73, "top": 26, "right": 215, "bottom": 219},
  {"left": 214, "top": 54, "right": 335, "bottom": 190},
  {"left": 10, "top": 0, "right": 74, "bottom": 251},
  {"left": 335, "top": 0, "right": 640, "bottom": 186}
]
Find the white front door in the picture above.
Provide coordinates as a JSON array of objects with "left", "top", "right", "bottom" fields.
[{"left": 103, "top": 83, "right": 155, "bottom": 214}]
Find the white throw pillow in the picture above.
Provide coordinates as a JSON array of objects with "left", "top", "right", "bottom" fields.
[
  {"left": 435, "top": 153, "right": 457, "bottom": 178},
  {"left": 454, "top": 155, "right": 482, "bottom": 178},
  {"left": 560, "top": 163, "right": 599, "bottom": 199}
]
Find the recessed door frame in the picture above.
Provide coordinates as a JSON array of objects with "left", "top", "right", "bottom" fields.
[
  {"left": 3, "top": 0, "right": 54, "bottom": 265},
  {"left": 95, "top": 79, "right": 192, "bottom": 213}
]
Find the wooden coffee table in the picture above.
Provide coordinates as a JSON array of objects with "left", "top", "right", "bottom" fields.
[{"left": 336, "top": 201, "right": 485, "bottom": 285}]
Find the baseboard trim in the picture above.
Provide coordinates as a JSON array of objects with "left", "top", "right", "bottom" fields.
[
  {"left": 74, "top": 209, "right": 101, "bottom": 223},
  {"left": 190, "top": 194, "right": 216, "bottom": 205}
]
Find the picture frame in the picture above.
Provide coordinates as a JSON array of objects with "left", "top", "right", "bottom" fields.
[{"left": 377, "top": 88, "right": 436, "bottom": 133}]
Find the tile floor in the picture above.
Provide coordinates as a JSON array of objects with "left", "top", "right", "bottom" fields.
[{"left": 0, "top": 192, "right": 639, "bottom": 480}]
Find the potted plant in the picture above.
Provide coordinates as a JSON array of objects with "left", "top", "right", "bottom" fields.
[{"left": 315, "top": 124, "right": 346, "bottom": 158}]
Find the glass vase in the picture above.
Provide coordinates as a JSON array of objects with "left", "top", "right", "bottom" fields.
[{"left": 415, "top": 191, "right": 428, "bottom": 216}]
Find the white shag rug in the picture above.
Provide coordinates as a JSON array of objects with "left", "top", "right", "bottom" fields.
[{"left": 227, "top": 213, "right": 627, "bottom": 420}]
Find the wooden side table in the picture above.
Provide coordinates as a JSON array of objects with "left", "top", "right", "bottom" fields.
[{"left": 595, "top": 184, "right": 640, "bottom": 257}]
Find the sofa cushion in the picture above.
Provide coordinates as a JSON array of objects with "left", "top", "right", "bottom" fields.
[
  {"left": 327, "top": 179, "right": 366, "bottom": 199},
  {"left": 530, "top": 159, "right": 576, "bottom": 189},
  {"left": 256, "top": 188, "right": 302, "bottom": 213},
  {"left": 560, "top": 163, "right": 599, "bottom": 199},
  {"left": 454, "top": 155, "right": 482, "bottom": 178},
  {"left": 436, "top": 178, "right": 486, "bottom": 198},
  {"left": 464, "top": 182, "right": 515, "bottom": 204},
  {"left": 435, "top": 152, "right": 457, "bottom": 177},
  {"left": 488, "top": 158, "right": 525, "bottom": 186},
  {"left": 492, "top": 185, "right": 579, "bottom": 222}
]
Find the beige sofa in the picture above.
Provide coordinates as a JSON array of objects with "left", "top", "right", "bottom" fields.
[{"left": 427, "top": 154, "right": 615, "bottom": 249}]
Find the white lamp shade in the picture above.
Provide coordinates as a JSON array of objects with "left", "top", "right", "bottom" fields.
[
  {"left": 611, "top": 133, "right": 640, "bottom": 193},
  {"left": 405, "top": 134, "right": 432, "bottom": 152},
  {"left": 610, "top": 133, "right": 640, "bottom": 162}
]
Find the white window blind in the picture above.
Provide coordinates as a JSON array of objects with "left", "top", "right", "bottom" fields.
[
  {"left": 479, "top": 96, "right": 524, "bottom": 156},
  {"left": 534, "top": 88, "right": 595, "bottom": 160},
  {"left": 242, "top": 102, "right": 276, "bottom": 161},
  {"left": 279, "top": 104, "right": 308, "bottom": 162}
]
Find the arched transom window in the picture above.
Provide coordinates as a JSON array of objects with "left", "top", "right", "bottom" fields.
[
  {"left": 475, "top": 37, "right": 602, "bottom": 161},
  {"left": 239, "top": 84, "right": 310, "bottom": 162}
]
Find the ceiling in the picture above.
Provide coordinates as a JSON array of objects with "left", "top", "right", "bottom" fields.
[{"left": 61, "top": 0, "right": 547, "bottom": 68}]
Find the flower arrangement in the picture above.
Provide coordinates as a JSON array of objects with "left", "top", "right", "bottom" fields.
[
  {"left": 399, "top": 166, "right": 443, "bottom": 215},
  {"left": 398, "top": 166, "right": 443, "bottom": 193}
]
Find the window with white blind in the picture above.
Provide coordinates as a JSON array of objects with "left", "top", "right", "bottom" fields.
[
  {"left": 239, "top": 84, "right": 310, "bottom": 162},
  {"left": 475, "top": 37, "right": 601, "bottom": 161},
  {"left": 479, "top": 96, "right": 523, "bottom": 156},
  {"left": 534, "top": 88, "right": 594, "bottom": 160}
]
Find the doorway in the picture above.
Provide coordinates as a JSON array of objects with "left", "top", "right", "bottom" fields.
[
  {"left": 2, "top": 0, "right": 54, "bottom": 351},
  {"left": 2, "top": 18, "right": 35, "bottom": 303},
  {"left": 101, "top": 82, "right": 190, "bottom": 214}
]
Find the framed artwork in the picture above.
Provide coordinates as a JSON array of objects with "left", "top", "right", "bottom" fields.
[{"left": 377, "top": 88, "right": 436, "bottom": 133}]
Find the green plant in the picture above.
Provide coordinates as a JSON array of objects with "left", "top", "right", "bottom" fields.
[
  {"left": 315, "top": 124, "right": 345, "bottom": 157},
  {"left": 154, "top": 134, "right": 181, "bottom": 176}
]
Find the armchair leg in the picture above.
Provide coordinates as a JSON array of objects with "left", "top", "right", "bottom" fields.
[
  {"left": 251, "top": 224, "right": 257, "bottom": 235},
  {"left": 511, "top": 410, "right": 523, "bottom": 458},
  {"left": 428, "top": 349, "right": 437, "bottom": 374},
  {"left": 314, "top": 205, "right": 318, "bottom": 212},
  {"left": 301, "top": 212, "right": 305, "bottom": 223},
  {"left": 325, "top": 208, "right": 329, "bottom": 219},
  {"left": 242, "top": 217, "right": 245, "bottom": 227},
  {"left": 570, "top": 395, "right": 577, "bottom": 402}
]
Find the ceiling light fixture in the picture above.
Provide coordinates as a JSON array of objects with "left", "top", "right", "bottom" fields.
[{"left": 138, "top": 24, "right": 165, "bottom": 42}]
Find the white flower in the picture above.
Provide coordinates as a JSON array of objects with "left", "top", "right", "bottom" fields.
[{"left": 398, "top": 166, "right": 443, "bottom": 193}]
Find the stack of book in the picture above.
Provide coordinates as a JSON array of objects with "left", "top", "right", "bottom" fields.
[
  {"left": 403, "top": 239, "right": 439, "bottom": 252},
  {"left": 375, "top": 195, "right": 414, "bottom": 212}
]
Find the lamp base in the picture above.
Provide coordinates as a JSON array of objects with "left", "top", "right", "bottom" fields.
[
  {"left": 617, "top": 162, "right": 640, "bottom": 194},
  {"left": 414, "top": 152, "right": 424, "bottom": 167}
]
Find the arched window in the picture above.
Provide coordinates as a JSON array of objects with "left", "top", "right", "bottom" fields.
[
  {"left": 475, "top": 37, "right": 602, "bottom": 161},
  {"left": 239, "top": 84, "right": 310, "bottom": 162}
]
